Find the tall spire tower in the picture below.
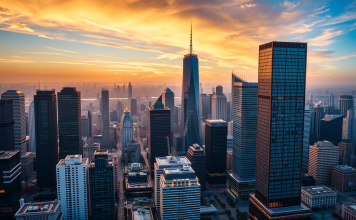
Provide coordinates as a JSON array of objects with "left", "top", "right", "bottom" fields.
[{"left": 189, "top": 22, "right": 193, "bottom": 55}]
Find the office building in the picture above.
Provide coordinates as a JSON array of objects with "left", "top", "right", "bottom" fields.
[
  {"left": 89, "top": 150, "right": 115, "bottom": 220},
  {"left": 172, "top": 134, "right": 183, "bottom": 156},
  {"left": 58, "top": 87, "right": 81, "bottom": 160},
  {"left": 320, "top": 115, "right": 343, "bottom": 146},
  {"left": 308, "top": 141, "right": 339, "bottom": 185},
  {"left": 339, "top": 139, "right": 356, "bottom": 166},
  {"left": 228, "top": 74, "right": 257, "bottom": 201},
  {"left": 154, "top": 156, "right": 191, "bottom": 211},
  {"left": 148, "top": 98, "right": 170, "bottom": 169},
  {"left": 340, "top": 95, "right": 354, "bottom": 118},
  {"left": 21, "top": 152, "right": 34, "bottom": 183},
  {"left": 309, "top": 105, "right": 325, "bottom": 145},
  {"left": 187, "top": 144, "right": 206, "bottom": 190},
  {"left": 332, "top": 165, "right": 356, "bottom": 192},
  {"left": 121, "top": 107, "right": 133, "bottom": 159},
  {"left": 128, "top": 82, "right": 132, "bottom": 105},
  {"left": 180, "top": 26, "right": 201, "bottom": 153},
  {"left": 342, "top": 204, "right": 356, "bottom": 220},
  {"left": 329, "top": 93, "right": 334, "bottom": 108},
  {"left": 302, "top": 174, "right": 316, "bottom": 187},
  {"left": 110, "top": 110, "right": 118, "bottom": 121},
  {"left": 0, "top": 151, "right": 21, "bottom": 220},
  {"left": 0, "top": 99, "right": 14, "bottom": 151},
  {"left": 101, "top": 89, "right": 109, "bottom": 119},
  {"left": 83, "top": 142, "right": 100, "bottom": 162},
  {"left": 108, "top": 151, "right": 119, "bottom": 197},
  {"left": 34, "top": 90, "right": 58, "bottom": 192},
  {"left": 81, "top": 115, "right": 89, "bottom": 138},
  {"left": 88, "top": 110, "right": 93, "bottom": 138},
  {"left": 200, "top": 93, "right": 210, "bottom": 120},
  {"left": 249, "top": 42, "right": 311, "bottom": 220},
  {"left": 159, "top": 166, "right": 200, "bottom": 220},
  {"left": 101, "top": 115, "right": 111, "bottom": 150},
  {"left": 117, "top": 101, "right": 123, "bottom": 123},
  {"left": 28, "top": 101, "right": 35, "bottom": 152},
  {"left": 205, "top": 120, "right": 227, "bottom": 186},
  {"left": 343, "top": 109, "right": 356, "bottom": 143},
  {"left": 125, "top": 167, "right": 152, "bottom": 198},
  {"left": 125, "top": 139, "right": 141, "bottom": 164},
  {"left": 211, "top": 85, "right": 227, "bottom": 121},
  {"left": 303, "top": 106, "right": 311, "bottom": 173},
  {"left": 56, "top": 155, "right": 89, "bottom": 220},
  {"left": 131, "top": 99, "right": 137, "bottom": 115},
  {"left": 14, "top": 200, "right": 63, "bottom": 220},
  {"left": 301, "top": 186, "right": 336, "bottom": 208},
  {"left": 1, "top": 90, "right": 26, "bottom": 154},
  {"left": 162, "top": 88, "right": 174, "bottom": 147}
]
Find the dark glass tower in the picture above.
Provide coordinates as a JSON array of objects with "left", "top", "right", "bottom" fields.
[
  {"left": 101, "top": 89, "right": 109, "bottom": 119},
  {"left": 148, "top": 98, "right": 170, "bottom": 170},
  {"left": 162, "top": 88, "right": 174, "bottom": 148},
  {"left": 339, "top": 95, "right": 353, "bottom": 118},
  {"left": 58, "top": 87, "right": 81, "bottom": 160},
  {"left": 0, "top": 151, "right": 21, "bottom": 220},
  {"left": 320, "top": 115, "right": 343, "bottom": 146},
  {"left": 249, "top": 42, "right": 311, "bottom": 219},
  {"left": 89, "top": 150, "right": 115, "bottom": 220},
  {"left": 0, "top": 100, "right": 14, "bottom": 151},
  {"left": 180, "top": 25, "right": 201, "bottom": 153},
  {"left": 187, "top": 144, "right": 206, "bottom": 190},
  {"left": 34, "top": 90, "right": 58, "bottom": 192},
  {"left": 131, "top": 99, "right": 137, "bottom": 115},
  {"left": 205, "top": 119, "right": 227, "bottom": 186}
]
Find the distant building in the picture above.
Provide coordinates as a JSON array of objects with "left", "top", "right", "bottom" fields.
[
  {"left": 34, "top": 90, "right": 58, "bottom": 192},
  {"left": 83, "top": 142, "right": 100, "bottom": 162},
  {"left": 343, "top": 109, "right": 356, "bottom": 143},
  {"left": 21, "top": 152, "right": 34, "bottom": 183},
  {"left": 117, "top": 101, "right": 123, "bottom": 123},
  {"left": 187, "top": 144, "right": 206, "bottom": 190},
  {"left": 159, "top": 166, "right": 200, "bottom": 220},
  {"left": 88, "top": 110, "right": 92, "bottom": 138},
  {"left": 28, "top": 101, "right": 35, "bottom": 152},
  {"left": 332, "top": 165, "right": 356, "bottom": 192},
  {"left": 1, "top": 90, "right": 26, "bottom": 155},
  {"left": 101, "top": 89, "right": 109, "bottom": 119},
  {"left": 339, "top": 139, "right": 356, "bottom": 167},
  {"left": 320, "top": 115, "right": 343, "bottom": 145},
  {"left": 14, "top": 200, "right": 63, "bottom": 220},
  {"left": 101, "top": 115, "right": 111, "bottom": 150},
  {"left": 301, "top": 186, "right": 336, "bottom": 208},
  {"left": 125, "top": 139, "right": 141, "bottom": 164},
  {"left": 56, "top": 155, "right": 89, "bottom": 220},
  {"left": 131, "top": 99, "right": 137, "bottom": 115},
  {"left": 0, "top": 99, "right": 14, "bottom": 151},
  {"left": 200, "top": 93, "right": 210, "bottom": 120},
  {"left": 81, "top": 115, "right": 89, "bottom": 138},
  {"left": 57, "top": 87, "right": 81, "bottom": 160},
  {"left": 211, "top": 85, "right": 227, "bottom": 121},
  {"left": 162, "top": 88, "right": 174, "bottom": 147},
  {"left": 310, "top": 105, "right": 325, "bottom": 145},
  {"left": 309, "top": 141, "right": 339, "bottom": 185},
  {"left": 340, "top": 95, "right": 354, "bottom": 118},
  {"left": 89, "top": 150, "right": 115, "bottom": 220},
  {"left": 110, "top": 110, "right": 118, "bottom": 121},
  {"left": 121, "top": 107, "right": 133, "bottom": 159},
  {"left": 205, "top": 120, "right": 227, "bottom": 186}
]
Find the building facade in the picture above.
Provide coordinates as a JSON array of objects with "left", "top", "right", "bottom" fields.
[
  {"left": 309, "top": 105, "right": 325, "bottom": 145},
  {"left": 342, "top": 204, "right": 356, "bottom": 220},
  {"left": 121, "top": 107, "right": 133, "bottom": 159},
  {"left": 125, "top": 139, "right": 141, "bottom": 164},
  {"left": 301, "top": 186, "right": 336, "bottom": 208},
  {"left": 211, "top": 85, "right": 227, "bottom": 121},
  {"left": 320, "top": 115, "right": 343, "bottom": 146},
  {"left": 303, "top": 106, "right": 311, "bottom": 173},
  {"left": 21, "top": 152, "right": 34, "bottom": 183},
  {"left": 0, "top": 99, "right": 14, "bottom": 151},
  {"left": 14, "top": 201, "right": 63, "bottom": 220},
  {"left": 340, "top": 95, "right": 354, "bottom": 118},
  {"left": 162, "top": 88, "right": 174, "bottom": 148},
  {"left": 83, "top": 143, "right": 100, "bottom": 162},
  {"left": 56, "top": 155, "right": 89, "bottom": 220},
  {"left": 28, "top": 101, "right": 35, "bottom": 152},
  {"left": 186, "top": 144, "right": 206, "bottom": 190},
  {"left": 101, "top": 89, "right": 109, "bottom": 119},
  {"left": 332, "top": 165, "right": 356, "bottom": 192},
  {"left": 343, "top": 109, "right": 356, "bottom": 143}
]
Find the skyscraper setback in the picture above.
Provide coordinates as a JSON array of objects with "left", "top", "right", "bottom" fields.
[
  {"left": 180, "top": 25, "right": 201, "bottom": 152},
  {"left": 249, "top": 42, "right": 311, "bottom": 219}
]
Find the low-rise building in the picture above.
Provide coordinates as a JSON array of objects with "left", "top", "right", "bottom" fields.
[
  {"left": 301, "top": 186, "right": 336, "bottom": 208},
  {"left": 302, "top": 174, "right": 316, "bottom": 187},
  {"left": 124, "top": 163, "right": 148, "bottom": 176},
  {"left": 125, "top": 172, "right": 153, "bottom": 198},
  {"left": 14, "top": 200, "right": 63, "bottom": 220},
  {"left": 342, "top": 204, "right": 356, "bottom": 220},
  {"left": 332, "top": 165, "right": 356, "bottom": 192}
]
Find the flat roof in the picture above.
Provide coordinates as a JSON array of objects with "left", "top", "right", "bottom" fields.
[
  {"left": 334, "top": 165, "right": 356, "bottom": 171},
  {"left": 15, "top": 201, "right": 59, "bottom": 216},
  {"left": 155, "top": 156, "right": 191, "bottom": 167},
  {"left": 205, "top": 119, "right": 227, "bottom": 127},
  {"left": 132, "top": 208, "right": 152, "bottom": 220},
  {"left": 0, "top": 151, "right": 19, "bottom": 160},
  {"left": 302, "top": 186, "right": 336, "bottom": 195}
]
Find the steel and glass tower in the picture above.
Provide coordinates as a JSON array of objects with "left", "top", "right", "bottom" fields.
[
  {"left": 249, "top": 42, "right": 311, "bottom": 219},
  {"left": 180, "top": 25, "right": 201, "bottom": 152}
]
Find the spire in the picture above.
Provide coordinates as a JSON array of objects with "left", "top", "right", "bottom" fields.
[{"left": 190, "top": 22, "right": 193, "bottom": 55}]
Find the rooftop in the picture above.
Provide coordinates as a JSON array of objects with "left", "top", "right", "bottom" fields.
[
  {"left": 1, "top": 90, "right": 24, "bottom": 96},
  {"left": 302, "top": 186, "right": 336, "bottom": 196},
  {"left": 162, "top": 165, "right": 197, "bottom": 180},
  {"left": 314, "top": 141, "right": 336, "bottom": 148},
  {"left": 0, "top": 150, "right": 19, "bottom": 160},
  {"left": 15, "top": 201, "right": 60, "bottom": 216},
  {"left": 132, "top": 208, "right": 152, "bottom": 220},
  {"left": 322, "top": 115, "right": 343, "bottom": 121},
  {"left": 57, "top": 155, "right": 88, "bottom": 166},
  {"left": 334, "top": 165, "right": 356, "bottom": 171},
  {"left": 94, "top": 149, "right": 108, "bottom": 155},
  {"left": 155, "top": 156, "right": 191, "bottom": 167},
  {"left": 205, "top": 119, "right": 227, "bottom": 127}
]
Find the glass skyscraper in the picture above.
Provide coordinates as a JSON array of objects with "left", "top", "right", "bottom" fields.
[
  {"left": 180, "top": 26, "right": 201, "bottom": 152},
  {"left": 249, "top": 42, "right": 311, "bottom": 219}
]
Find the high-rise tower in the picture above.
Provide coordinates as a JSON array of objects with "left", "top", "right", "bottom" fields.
[
  {"left": 249, "top": 42, "right": 311, "bottom": 219},
  {"left": 0, "top": 99, "right": 14, "bottom": 151},
  {"left": 162, "top": 88, "right": 174, "bottom": 147},
  {"left": 180, "top": 24, "right": 201, "bottom": 153},
  {"left": 120, "top": 107, "right": 133, "bottom": 159},
  {"left": 101, "top": 89, "right": 109, "bottom": 119},
  {"left": 128, "top": 82, "right": 132, "bottom": 109},
  {"left": 339, "top": 95, "right": 353, "bottom": 118},
  {"left": 28, "top": 101, "right": 36, "bottom": 152},
  {"left": 211, "top": 85, "right": 227, "bottom": 121}
]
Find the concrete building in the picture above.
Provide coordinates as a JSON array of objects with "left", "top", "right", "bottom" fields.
[
  {"left": 14, "top": 201, "right": 63, "bottom": 220},
  {"left": 159, "top": 166, "right": 200, "bottom": 220},
  {"left": 154, "top": 156, "right": 191, "bottom": 211},
  {"left": 301, "top": 186, "right": 336, "bottom": 208},
  {"left": 56, "top": 155, "right": 89, "bottom": 220},
  {"left": 308, "top": 141, "right": 339, "bottom": 185},
  {"left": 83, "top": 142, "right": 100, "bottom": 162},
  {"left": 342, "top": 204, "right": 356, "bottom": 220},
  {"left": 121, "top": 107, "right": 133, "bottom": 159},
  {"left": 108, "top": 151, "right": 119, "bottom": 197},
  {"left": 332, "top": 165, "right": 356, "bottom": 192},
  {"left": 211, "top": 85, "right": 227, "bottom": 121}
]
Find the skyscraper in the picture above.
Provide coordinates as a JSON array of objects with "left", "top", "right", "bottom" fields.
[
  {"left": 1, "top": 90, "right": 26, "bottom": 155},
  {"left": 101, "top": 89, "right": 109, "bottom": 119},
  {"left": 57, "top": 87, "right": 81, "bottom": 160},
  {"left": 249, "top": 42, "right": 311, "bottom": 219},
  {"left": 81, "top": 115, "right": 89, "bottom": 138},
  {"left": 303, "top": 106, "right": 311, "bottom": 173},
  {"left": 34, "top": 90, "right": 59, "bottom": 192},
  {"left": 200, "top": 93, "right": 210, "bottom": 120},
  {"left": 227, "top": 74, "right": 257, "bottom": 201},
  {"left": 148, "top": 98, "right": 170, "bottom": 169},
  {"left": 205, "top": 119, "right": 227, "bottom": 186},
  {"left": 121, "top": 107, "right": 133, "bottom": 159},
  {"left": 28, "top": 101, "right": 36, "bottom": 152},
  {"left": 130, "top": 98, "right": 137, "bottom": 115},
  {"left": 320, "top": 115, "right": 343, "bottom": 146},
  {"left": 128, "top": 82, "right": 132, "bottom": 107},
  {"left": 88, "top": 110, "right": 93, "bottom": 138},
  {"left": 162, "top": 88, "right": 174, "bottom": 147},
  {"left": 101, "top": 115, "right": 111, "bottom": 150},
  {"left": 117, "top": 101, "right": 123, "bottom": 123},
  {"left": 309, "top": 104, "right": 325, "bottom": 145},
  {"left": 180, "top": 25, "right": 201, "bottom": 153},
  {"left": 0, "top": 99, "right": 14, "bottom": 151},
  {"left": 343, "top": 109, "right": 356, "bottom": 143},
  {"left": 211, "top": 85, "right": 227, "bottom": 121},
  {"left": 56, "top": 155, "right": 89, "bottom": 220},
  {"left": 340, "top": 95, "right": 354, "bottom": 118},
  {"left": 187, "top": 144, "right": 206, "bottom": 190},
  {"left": 329, "top": 93, "right": 334, "bottom": 108}
]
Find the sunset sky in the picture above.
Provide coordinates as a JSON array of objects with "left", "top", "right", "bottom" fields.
[{"left": 0, "top": 0, "right": 355, "bottom": 86}]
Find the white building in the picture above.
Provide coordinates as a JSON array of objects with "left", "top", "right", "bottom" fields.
[
  {"left": 211, "top": 93, "right": 227, "bottom": 121},
  {"left": 83, "top": 143, "right": 100, "bottom": 162},
  {"left": 121, "top": 107, "right": 134, "bottom": 158},
  {"left": 301, "top": 186, "right": 336, "bottom": 208},
  {"left": 308, "top": 141, "right": 339, "bottom": 185},
  {"left": 160, "top": 165, "right": 200, "bottom": 220},
  {"left": 154, "top": 156, "right": 191, "bottom": 211},
  {"left": 28, "top": 101, "right": 36, "bottom": 152},
  {"left": 56, "top": 155, "right": 89, "bottom": 220},
  {"left": 15, "top": 200, "right": 63, "bottom": 220}
]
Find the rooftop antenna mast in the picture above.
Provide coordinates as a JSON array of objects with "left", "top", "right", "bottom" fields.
[{"left": 189, "top": 22, "right": 193, "bottom": 55}]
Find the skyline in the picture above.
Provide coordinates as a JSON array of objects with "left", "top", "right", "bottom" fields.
[{"left": 0, "top": 0, "right": 356, "bottom": 86}]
